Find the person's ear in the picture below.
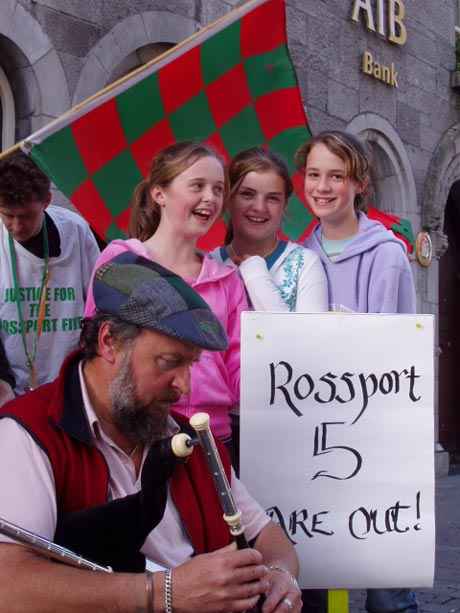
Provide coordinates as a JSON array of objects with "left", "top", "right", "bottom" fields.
[
  {"left": 150, "top": 186, "right": 166, "bottom": 208},
  {"left": 43, "top": 192, "right": 52, "bottom": 210},
  {"left": 97, "top": 322, "right": 119, "bottom": 365},
  {"left": 281, "top": 201, "right": 289, "bottom": 222},
  {"left": 357, "top": 177, "right": 369, "bottom": 195}
]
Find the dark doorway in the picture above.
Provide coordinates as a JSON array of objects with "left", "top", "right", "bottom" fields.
[{"left": 439, "top": 181, "right": 460, "bottom": 457}]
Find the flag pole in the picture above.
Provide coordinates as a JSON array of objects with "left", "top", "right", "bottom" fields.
[
  {"left": 328, "top": 589, "right": 349, "bottom": 613},
  {"left": 0, "top": 141, "right": 22, "bottom": 160},
  {"left": 0, "top": 0, "right": 267, "bottom": 162}
]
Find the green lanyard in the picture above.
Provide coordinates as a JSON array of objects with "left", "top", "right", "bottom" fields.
[{"left": 8, "top": 221, "right": 50, "bottom": 390}]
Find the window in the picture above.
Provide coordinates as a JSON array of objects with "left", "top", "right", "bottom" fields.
[
  {"left": 109, "top": 43, "right": 175, "bottom": 84},
  {"left": 0, "top": 65, "right": 15, "bottom": 151}
]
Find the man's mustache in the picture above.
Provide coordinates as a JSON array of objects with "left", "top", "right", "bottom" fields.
[{"left": 157, "top": 392, "right": 181, "bottom": 405}]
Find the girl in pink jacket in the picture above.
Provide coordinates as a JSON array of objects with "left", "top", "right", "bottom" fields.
[{"left": 85, "top": 142, "right": 247, "bottom": 445}]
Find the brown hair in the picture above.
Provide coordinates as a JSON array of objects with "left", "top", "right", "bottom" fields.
[
  {"left": 129, "top": 141, "right": 226, "bottom": 241},
  {"left": 80, "top": 313, "right": 141, "bottom": 360},
  {"left": 0, "top": 153, "right": 51, "bottom": 208},
  {"left": 295, "top": 131, "right": 371, "bottom": 212},
  {"left": 225, "top": 147, "right": 293, "bottom": 244}
]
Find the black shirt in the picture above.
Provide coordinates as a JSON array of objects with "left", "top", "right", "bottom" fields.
[
  {"left": 0, "top": 338, "right": 15, "bottom": 389},
  {"left": 18, "top": 211, "right": 61, "bottom": 258}
]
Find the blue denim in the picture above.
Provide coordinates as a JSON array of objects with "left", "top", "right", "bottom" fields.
[{"left": 366, "top": 589, "right": 418, "bottom": 613}]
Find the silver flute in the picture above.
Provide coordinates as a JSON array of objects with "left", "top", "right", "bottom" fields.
[{"left": 0, "top": 515, "right": 112, "bottom": 573}]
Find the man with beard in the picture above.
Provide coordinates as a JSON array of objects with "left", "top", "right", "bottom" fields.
[{"left": 0, "top": 252, "right": 301, "bottom": 613}]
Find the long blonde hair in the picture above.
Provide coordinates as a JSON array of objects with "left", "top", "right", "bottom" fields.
[
  {"left": 129, "top": 142, "right": 226, "bottom": 241},
  {"left": 295, "top": 131, "right": 371, "bottom": 212}
]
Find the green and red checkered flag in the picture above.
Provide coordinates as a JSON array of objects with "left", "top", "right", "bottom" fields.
[
  {"left": 305, "top": 208, "right": 415, "bottom": 255},
  {"left": 367, "top": 206, "right": 415, "bottom": 254},
  {"left": 18, "top": 0, "right": 315, "bottom": 250}
]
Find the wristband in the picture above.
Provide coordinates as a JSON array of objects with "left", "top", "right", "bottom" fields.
[
  {"left": 145, "top": 571, "right": 154, "bottom": 613},
  {"left": 268, "top": 565, "right": 300, "bottom": 591},
  {"left": 164, "top": 568, "right": 173, "bottom": 613}
]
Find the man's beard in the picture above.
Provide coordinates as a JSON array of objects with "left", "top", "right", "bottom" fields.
[{"left": 108, "top": 350, "right": 175, "bottom": 446}]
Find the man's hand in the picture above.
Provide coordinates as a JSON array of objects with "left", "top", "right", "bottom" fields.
[
  {"left": 262, "top": 566, "right": 302, "bottom": 613},
  {"left": 0, "top": 380, "right": 14, "bottom": 408},
  {"left": 169, "top": 543, "right": 270, "bottom": 612},
  {"left": 252, "top": 522, "right": 302, "bottom": 613}
]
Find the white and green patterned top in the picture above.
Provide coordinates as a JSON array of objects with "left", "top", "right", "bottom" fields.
[{"left": 211, "top": 240, "right": 328, "bottom": 313}]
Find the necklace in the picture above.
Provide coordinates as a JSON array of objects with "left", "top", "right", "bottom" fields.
[
  {"left": 228, "top": 237, "right": 279, "bottom": 261},
  {"left": 8, "top": 222, "right": 50, "bottom": 391}
]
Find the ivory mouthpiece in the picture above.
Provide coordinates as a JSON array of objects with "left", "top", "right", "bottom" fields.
[
  {"left": 170, "top": 433, "right": 194, "bottom": 458},
  {"left": 189, "top": 412, "right": 210, "bottom": 431}
]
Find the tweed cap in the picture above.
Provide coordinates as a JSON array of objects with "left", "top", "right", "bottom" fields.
[{"left": 93, "top": 252, "right": 228, "bottom": 351}]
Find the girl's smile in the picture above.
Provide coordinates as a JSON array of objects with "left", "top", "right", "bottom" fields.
[
  {"left": 229, "top": 169, "right": 286, "bottom": 250},
  {"left": 304, "top": 143, "right": 365, "bottom": 238},
  {"left": 151, "top": 156, "right": 225, "bottom": 238}
]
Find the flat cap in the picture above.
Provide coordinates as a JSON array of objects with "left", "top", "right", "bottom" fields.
[{"left": 93, "top": 252, "right": 228, "bottom": 352}]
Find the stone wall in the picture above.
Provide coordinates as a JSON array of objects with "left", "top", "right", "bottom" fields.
[
  {"left": 5, "top": 0, "right": 458, "bottom": 308},
  {"left": 3, "top": 1, "right": 460, "bottom": 465}
]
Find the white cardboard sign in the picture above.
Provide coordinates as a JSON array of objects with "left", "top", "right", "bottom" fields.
[{"left": 240, "top": 312, "right": 435, "bottom": 589}]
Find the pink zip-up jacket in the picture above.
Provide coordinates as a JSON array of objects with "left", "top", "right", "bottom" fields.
[{"left": 84, "top": 239, "right": 247, "bottom": 440}]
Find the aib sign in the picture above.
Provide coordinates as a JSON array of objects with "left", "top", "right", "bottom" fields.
[
  {"left": 351, "top": 0, "right": 407, "bottom": 45},
  {"left": 351, "top": 0, "right": 407, "bottom": 88}
]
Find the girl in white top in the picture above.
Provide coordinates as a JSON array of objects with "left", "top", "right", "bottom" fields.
[{"left": 211, "top": 147, "right": 328, "bottom": 312}]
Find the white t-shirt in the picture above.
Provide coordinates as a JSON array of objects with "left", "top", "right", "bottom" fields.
[
  {"left": 0, "top": 206, "right": 100, "bottom": 394},
  {"left": 211, "top": 240, "right": 328, "bottom": 312},
  {"left": 0, "top": 363, "right": 269, "bottom": 568}
]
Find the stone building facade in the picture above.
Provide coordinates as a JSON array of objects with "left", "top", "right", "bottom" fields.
[{"left": 0, "top": 0, "right": 459, "bottom": 471}]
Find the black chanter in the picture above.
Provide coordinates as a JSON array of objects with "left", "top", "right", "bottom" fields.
[{"left": 190, "top": 412, "right": 264, "bottom": 612}]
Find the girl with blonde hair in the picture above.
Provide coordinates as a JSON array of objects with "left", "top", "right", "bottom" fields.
[{"left": 85, "top": 141, "right": 247, "bottom": 447}]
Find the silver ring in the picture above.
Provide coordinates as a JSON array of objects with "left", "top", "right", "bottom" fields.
[{"left": 283, "top": 597, "right": 293, "bottom": 610}]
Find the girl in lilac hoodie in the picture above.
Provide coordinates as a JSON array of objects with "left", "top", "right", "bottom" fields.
[
  {"left": 298, "top": 131, "right": 415, "bottom": 315},
  {"left": 85, "top": 142, "right": 247, "bottom": 447},
  {"left": 297, "top": 131, "right": 417, "bottom": 613}
]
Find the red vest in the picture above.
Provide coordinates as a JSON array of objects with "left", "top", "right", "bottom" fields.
[{"left": 0, "top": 352, "right": 231, "bottom": 555}]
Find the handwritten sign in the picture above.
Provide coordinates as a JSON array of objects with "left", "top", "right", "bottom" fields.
[{"left": 240, "top": 313, "right": 434, "bottom": 589}]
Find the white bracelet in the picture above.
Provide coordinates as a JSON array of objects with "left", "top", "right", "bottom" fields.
[
  {"left": 268, "top": 565, "right": 300, "bottom": 590},
  {"left": 164, "top": 568, "right": 173, "bottom": 613}
]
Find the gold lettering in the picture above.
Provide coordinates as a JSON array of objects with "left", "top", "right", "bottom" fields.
[
  {"left": 376, "top": 0, "right": 386, "bottom": 36},
  {"left": 373, "top": 63, "right": 382, "bottom": 80},
  {"left": 390, "top": 63, "right": 399, "bottom": 87},
  {"left": 361, "top": 52, "right": 399, "bottom": 88},
  {"left": 381, "top": 65, "right": 391, "bottom": 84},
  {"left": 351, "top": 0, "right": 376, "bottom": 32},
  {"left": 363, "top": 51, "right": 373, "bottom": 75},
  {"left": 388, "top": 0, "right": 407, "bottom": 45}
]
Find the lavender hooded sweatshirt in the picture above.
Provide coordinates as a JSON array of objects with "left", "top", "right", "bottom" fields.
[{"left": 304, "top": 213, "right": 416, "bottom": 314}]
